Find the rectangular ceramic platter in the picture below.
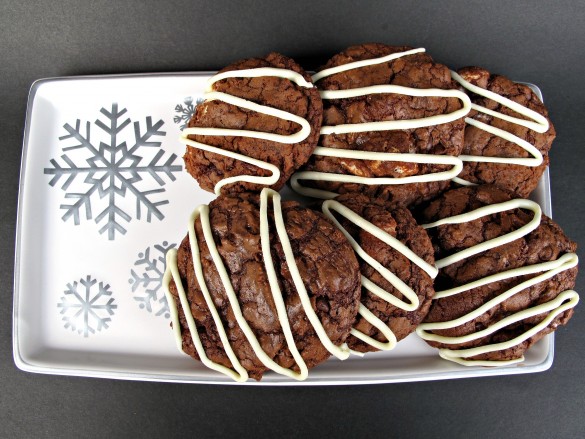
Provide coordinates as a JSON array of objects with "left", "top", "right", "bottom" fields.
[{"left": 13, "top": 73, "right": 553, "bottom": 385}]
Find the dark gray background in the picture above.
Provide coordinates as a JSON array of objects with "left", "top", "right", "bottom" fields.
[{"left": 2, "top": 0, "right": 584, "bottom": 437}]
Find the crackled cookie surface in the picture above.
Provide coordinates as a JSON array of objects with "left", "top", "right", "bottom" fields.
[
  {"left": 184, "top": 52, "right": 322, "bottom": 195},
  {"left": 416, "top": 186, "right": 578, "bottom": 365},
  {"left": 293, "top": 43, "right": 469, "bottom": 207},
  {"left": 453, "top": 67, "right": 556, "bottom": 197},
  {"left": 321, "top": 193, "right": 436, "bottom": 353},
  {"left": 165, "top": 190, "right": 361, "bottom": 381}
]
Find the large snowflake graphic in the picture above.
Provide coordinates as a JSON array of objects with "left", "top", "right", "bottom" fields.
[
  {"left": 128, "top": 240, "right": 176, "bottom": 319},
  {"left": 173, "top": 96, "right": 203, "bottom": 130},
  {"left": 57, "top": 275, "right": 118, "bottom": 337},
  {"left": 44, "top": 103, "right": 182, "bottom": 240}
]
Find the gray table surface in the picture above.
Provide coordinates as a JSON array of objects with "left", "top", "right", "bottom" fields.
[{"left": 2, "top": 1, "right": 584, "bottom": 437}]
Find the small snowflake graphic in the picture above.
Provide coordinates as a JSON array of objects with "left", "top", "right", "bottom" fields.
[
  {"left": 58, "top": 275, "right": 118, "bottom": 337},
  {"left": 129, "top": 240, "right": 176, "bottom": 318},
  {"left": 44, "top": 103, "right": 182, "bottom": 240},
  {"left": 173, "top": 96, "right": 203, "bottom": 130}
]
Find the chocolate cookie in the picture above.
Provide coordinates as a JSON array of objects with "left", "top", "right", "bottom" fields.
[
  {"left": 163, "top": 189, "right": 361, "bottom": 381},
  {"left": 452, "top": 67, "right": 556, "bottom": 197},
  {"left": 291, "top": 43, "right": 470, "bottom": 207},
  {"left": 416, "top": 185, "right": 579, "bottom": 366},
  {"left": 182, "top": 52, "right": 323, "bottom": 195},
  {"left": 320, "top": 193, "right": 436, "bottom": 353}
]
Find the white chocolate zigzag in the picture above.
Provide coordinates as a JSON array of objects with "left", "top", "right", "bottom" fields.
[
  {"left": 291, "top": 149, "right": 463, "bottom": 200},
  {"left": 416, "top": 198, "right": 579, "bottom": 366},
  {"left": 423, "top": 199, "right": 542, "bottom": 269},
  {"left": 181, "top": 68, "right": 314, "bottom": 195},
  {"left": 450, "top": 71, "right": 550, "bottom": 187},
  {"left": 163, "top": 188, "right": 350, "bottom": 382},
  {"left": 321, "top": 200, "right": 438, "bottom": 351},
  {"left": 291, "top": 48, "right": 471, "bottom": 199}
]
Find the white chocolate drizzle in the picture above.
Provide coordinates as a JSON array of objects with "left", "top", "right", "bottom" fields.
[
  {"left": 208, "top": 67, "right": 314, "bottom": 91},
  {"left": 291, "top": 148, "right": 463, "bottom": 199},
  {"left": 422, "top": 199, "right": 542, "bottom": 270},
  {"left": 450, "top": 70, "right": 550, "bottom": 186},
  {"left": 318, "top": 86, "right": 471, "bottom": 135},
  {"left": 163, "top": 188, "right": 350, "bottom": 382},
  {"left": 181, "top": 68, "right": 314, "bottom": 195},
  {"left": 311, "top": 47, "right": 427, "bottom": 82},
  {"left": 163, "top": 224, "right": 248, "bottom": 382},
  {"left": 322, "top": 200, "right": 438, "bottom": 351},
  {"left": 291, "top": 48, "right": 471, "bottom": 199},
  {"left": 416, "top": 198, "right": 579, "bottom": 366},
  {"left": 435, "top": 289, "right": 579, "bottom": 366}
]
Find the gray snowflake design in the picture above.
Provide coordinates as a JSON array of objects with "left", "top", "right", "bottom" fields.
[
  {"left": 128, "top": 240, "right": 176, "bottom": 318},
  {"left": 44, "top": 103, "right": 182, "bottom": 240},
  {"left": 174, "top": 96, "right": 203, "bottom": 130},
  {"left": 58, "top": 275, "right": 117, "bottom": 337}
]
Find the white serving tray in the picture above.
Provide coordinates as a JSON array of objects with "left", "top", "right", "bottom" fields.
[{"left": 13, "top": 73, "right": 553, "bottom": 385}]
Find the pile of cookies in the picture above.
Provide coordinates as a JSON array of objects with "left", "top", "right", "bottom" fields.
[{"left": 163, "top": 44, "right": 579, "bottom": 381}]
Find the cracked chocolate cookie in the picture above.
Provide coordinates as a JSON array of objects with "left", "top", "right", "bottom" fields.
[
  {"left": 451, "top": 67, "right": 556, "bottom": 197},
  {"left": 320, "top": 193, "right": 436, "bottom": 353},
  {"left": 163, "top": 189, "right": 361, "bottom": 381},
  {"left": 183, "top": 52, "right": 323, "bottom": 195},
  {"left": 415, "top": 185, "right": 579, "bottom": 366},
  {"left": 291, "top": 43, "right": 469, "bottom": 207}
]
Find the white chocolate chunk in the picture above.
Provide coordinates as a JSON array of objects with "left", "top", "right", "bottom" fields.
[{"left": 292, "top": 48, "right": 471, "bottom": 198}]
